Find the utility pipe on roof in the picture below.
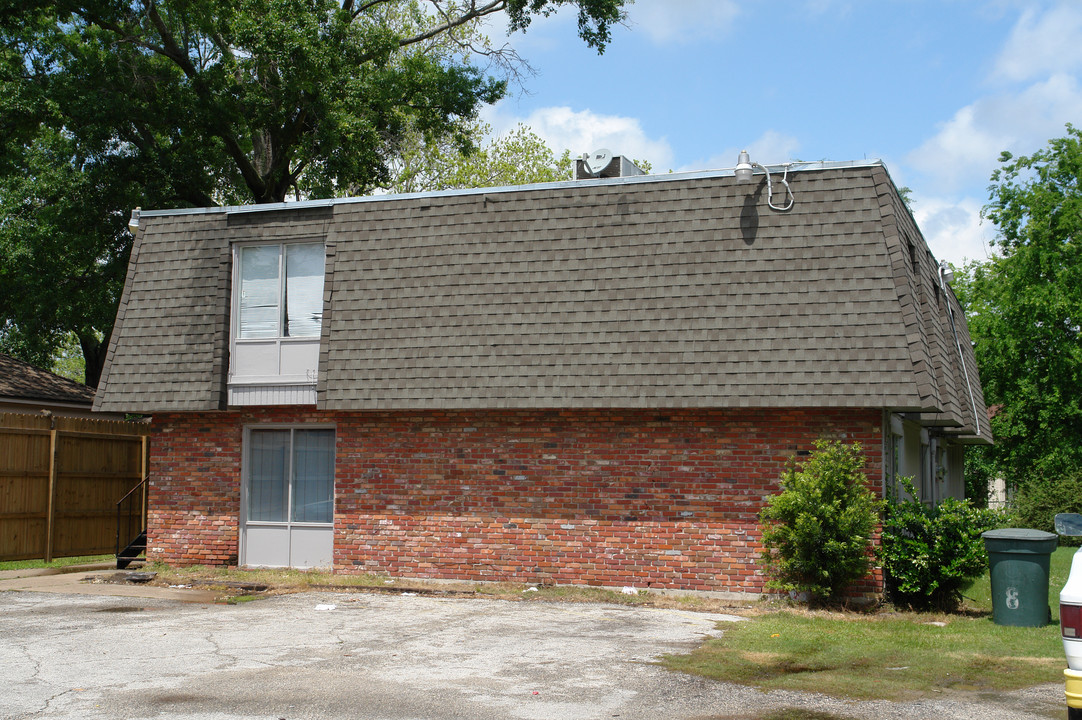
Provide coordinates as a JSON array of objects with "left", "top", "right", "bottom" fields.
[{"left": 939, "top": 261, "right": 982, "bottom": 439}]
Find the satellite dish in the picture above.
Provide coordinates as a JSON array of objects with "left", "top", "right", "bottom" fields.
[{"left": 583, "top": 148, "right": 613, "bottom": 176}]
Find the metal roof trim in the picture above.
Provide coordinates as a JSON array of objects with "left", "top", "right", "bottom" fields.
[{"left": 137, "top": 159, "right": 887, "bottom": 218}]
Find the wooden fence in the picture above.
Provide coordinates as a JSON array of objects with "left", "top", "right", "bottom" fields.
[{"left": 0, "top": 413, "right": 150, "bottom": 561}]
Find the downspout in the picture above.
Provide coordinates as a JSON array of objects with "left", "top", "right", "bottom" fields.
[{"left": 938, "top": 262, "right": 981, "bottom": 439}]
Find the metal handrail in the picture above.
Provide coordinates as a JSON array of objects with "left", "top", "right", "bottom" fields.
[{"left": 115, "top": 475, "right": 148, "bottom": 558}]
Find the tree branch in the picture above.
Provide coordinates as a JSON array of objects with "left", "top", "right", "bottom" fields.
[
  {"left": 144, "top": 2, "right": 199, "bottom": 77},
  {"left": 398, "top": 0, "right": 506, "bottom": 48},
  {"left": 348, "top": 0, "right": 398, "bottom": 21},
  {"left": 140, "top": 3, "right": 265, "bottom": 199},
  {"left": 77, "top": 11, "right": 173, "bottom": 59}
]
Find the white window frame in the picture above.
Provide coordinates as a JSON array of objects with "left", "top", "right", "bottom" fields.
[{"left": 229, "top": 240, "right": 324, "bottom": 393}]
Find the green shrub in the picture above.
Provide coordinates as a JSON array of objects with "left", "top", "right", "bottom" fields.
[
  {"left": 758, "top": 439, "right": 882, "bottom": 602},
  {"left": 1010, "top": 474, "right": 1082, "bottom": 545},
  {"left": 881, "top": 477, "right": 1003, "bottom": 611}
]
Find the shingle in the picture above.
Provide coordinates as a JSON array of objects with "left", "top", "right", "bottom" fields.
[{"left": 94, "top": 165, "right": 986, "bottom": 440}]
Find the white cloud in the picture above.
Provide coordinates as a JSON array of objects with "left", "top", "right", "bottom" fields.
[
  {"left": 692, "top": 131, "right": 803, "bottom": 173},
  {"left": 911, "top": 196, "right": 996, "bottom": 267},
  {"left": 906, "top": 73, "right": 1082, "bottom": 193},
  {"left": 483, "top": 105, "right": 674, "bottom": 169},
  {"left": 992, "top": 3, "right": 1082, "bottom": 82},
  {"left": 626, "top": 0, "right": 740, "bottom": 45}
]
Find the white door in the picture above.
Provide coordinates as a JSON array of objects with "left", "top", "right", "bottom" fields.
[{"left": 242, "top": 427, "right": 334, "bottom": 568}]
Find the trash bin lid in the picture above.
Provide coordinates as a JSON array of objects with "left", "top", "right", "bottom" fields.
[
  {"left": 982, "top": 528, "right": 1059, "bottom": 555},
  {"left": 982, "top": 528, "right": 1058, "bottom": 541}
]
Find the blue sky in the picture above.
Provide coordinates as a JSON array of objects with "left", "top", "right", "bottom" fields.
[{"left": 475, "top": 0, "right": 1082, "bottom": 267}]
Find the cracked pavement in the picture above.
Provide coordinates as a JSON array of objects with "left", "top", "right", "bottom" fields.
[{"left": 0, "top": 589, "right": 1065, "bottom": 719}]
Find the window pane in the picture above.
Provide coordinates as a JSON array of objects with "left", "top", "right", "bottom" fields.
[
  {"left": 238, "top": 245, "right": 281, "bottom": 338},
  {"left": 292, "top": 430, "right": 334, "bottom": 523},
  {"left": 284, "top": 243, "right": 324, "bottom": 337},
  {"left": 248, "top": 430, "right": 290, "bottom": 522}
]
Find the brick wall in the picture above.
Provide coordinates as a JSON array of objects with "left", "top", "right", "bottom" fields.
[{"left": 150, "top": 407, "right": 884, "bottom": 595}]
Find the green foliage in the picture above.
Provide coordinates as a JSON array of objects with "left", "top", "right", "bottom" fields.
[
  {"left": 961, "top": 442, "right": 995, "bottom": 507},
  {"left": 1009, "top": 473, "right": 1082, "bottom": 545},
  {"left": 50, "top": 332, "right": 89, "bottom": 383},
  {"left": 384, "top": 122, "right": 575, "bottom": 193},
  {"left": 953, "top": 125, "right": 1082, "bottom": 491},
  {"left": 0, "top": 0, "right": 630, "bottom": 385},
  {"left": 880, "top": 478, "right": 1003, "bottom": 611},
  {"left": 758, "top": 439, "right": 882, "bottom": 601},
  {"left": 0, "top": 127, "right": 153, "bottom": 386}
]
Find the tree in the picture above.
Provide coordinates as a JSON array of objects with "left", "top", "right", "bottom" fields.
[
  {"left": 0, "top": 127, "right": 146, "bottom": 387},
  {"left": 0, "top": 0, "right": 629, "bottom": 385},
  {"left": 384, "top": 122, "right": 574, "bottom": 193},
  {"left": 954, "top": 125, "right": 1082, "bottom": 492}
]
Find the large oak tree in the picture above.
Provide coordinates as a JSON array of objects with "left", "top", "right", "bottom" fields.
[{"left": 0, "top": 0, "right": 628, "bottom": 386}]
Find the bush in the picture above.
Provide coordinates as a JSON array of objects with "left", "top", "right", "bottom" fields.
[
  {"left": 1010, "top": 474, "right": 1082, "bottom": 545},
  {"left": 758, "top": 439, "right": 882, "bottom": 602},
  {"left": 881, "top": 477, "right": 1002, "bottom": 611}
]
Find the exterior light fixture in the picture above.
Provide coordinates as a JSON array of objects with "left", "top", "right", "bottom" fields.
[
  {"left": 733, "top": 151, "right": 794, "bottom": 212},
  {"left": 939, "top": 261, "right": 955, "bottom": 285},
  {"left": 128, "top": 207, "right": 141, "bottom": 239},
  {"left": 734, "top": 150, "right": 754, "bottom": 183}
]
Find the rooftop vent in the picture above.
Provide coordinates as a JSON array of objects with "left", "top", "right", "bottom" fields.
[{"left": 574, "top": 148, "right": 645, "bottom": 180}]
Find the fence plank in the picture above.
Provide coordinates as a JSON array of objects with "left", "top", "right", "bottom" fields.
[{"left": 44, "top": 426, "right": 58, "bottom": 562}]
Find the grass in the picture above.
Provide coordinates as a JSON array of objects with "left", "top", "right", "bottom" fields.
[
  {"left": 142, "top": 562, "right": 747, "bottom": 611},
  {"left": 662, "top": 608, "right": 1062, "bottom": 701},
  {"left": 661, "top": 545, "right": 1078, "bottom": 702},
  {"left": 0, "top": 554, "right": 113, "bottom": 571}
]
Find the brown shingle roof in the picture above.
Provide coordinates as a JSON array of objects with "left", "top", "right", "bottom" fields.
[
  {"left": 93, "top": 162, "right": 987, "bottom": 440},
  {"left": 0, "top": 353, "right": 94, "bottom": 406}
]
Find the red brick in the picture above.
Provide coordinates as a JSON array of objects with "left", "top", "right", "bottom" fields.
[{"left": 148, "top": 407, "right": 885, "bottom": 596}]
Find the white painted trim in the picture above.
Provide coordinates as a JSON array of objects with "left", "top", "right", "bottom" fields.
[
  {"left": 228, "top": 384, "right": 317, "bottom": 406},
  {"left": 137, "top": 159, "right": 890, "bottom": 218}
]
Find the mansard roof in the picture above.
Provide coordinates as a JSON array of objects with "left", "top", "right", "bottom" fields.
[{"left": 93, "top": 161, "right": 987, "bottom": 442}]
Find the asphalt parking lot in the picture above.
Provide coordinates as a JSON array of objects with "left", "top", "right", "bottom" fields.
[{"left": 0, "top": 577, "right": 1065, "bottom": 720}]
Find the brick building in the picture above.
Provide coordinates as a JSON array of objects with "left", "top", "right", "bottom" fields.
[{"left": 93, "top": 158, "right": 987, "bottom": 597}]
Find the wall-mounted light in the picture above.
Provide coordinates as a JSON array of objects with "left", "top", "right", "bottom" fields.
[
  {"left": 734, "top": 150, "right": 755, "bottom": 184},
  {"left": 128, "top": 207, "right": 141, "bottom": 239},
  {"left": 939, "top": 261, "right": 955, "bottom": 285},
  {"left": 734, "top": 150, "right": 794, "bottom": 212}
]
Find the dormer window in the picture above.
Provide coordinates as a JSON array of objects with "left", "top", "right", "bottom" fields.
[
  {"left": 230, "top": 241, "right": 325, "bottom": 405},
  {"left": 237, "top": 243, "right": 324, "bottom": 339}
]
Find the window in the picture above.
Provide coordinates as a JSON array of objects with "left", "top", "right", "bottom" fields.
[
  {"left": 242, "top": 426, "right": 335, "bottom": 568},
  {"left": 230, "top": 242, "right": 324, "bottom": 401},
  {"left": 237, "top": 243, "right": 324, "bottom": 339},
  {"left": 247, "top": 427, "right": 335, "bottom": 525}
]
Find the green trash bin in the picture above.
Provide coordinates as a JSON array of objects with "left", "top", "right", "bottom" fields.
[{"left": 982, "top": 528, "right": 1058, "bottom": 627}]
